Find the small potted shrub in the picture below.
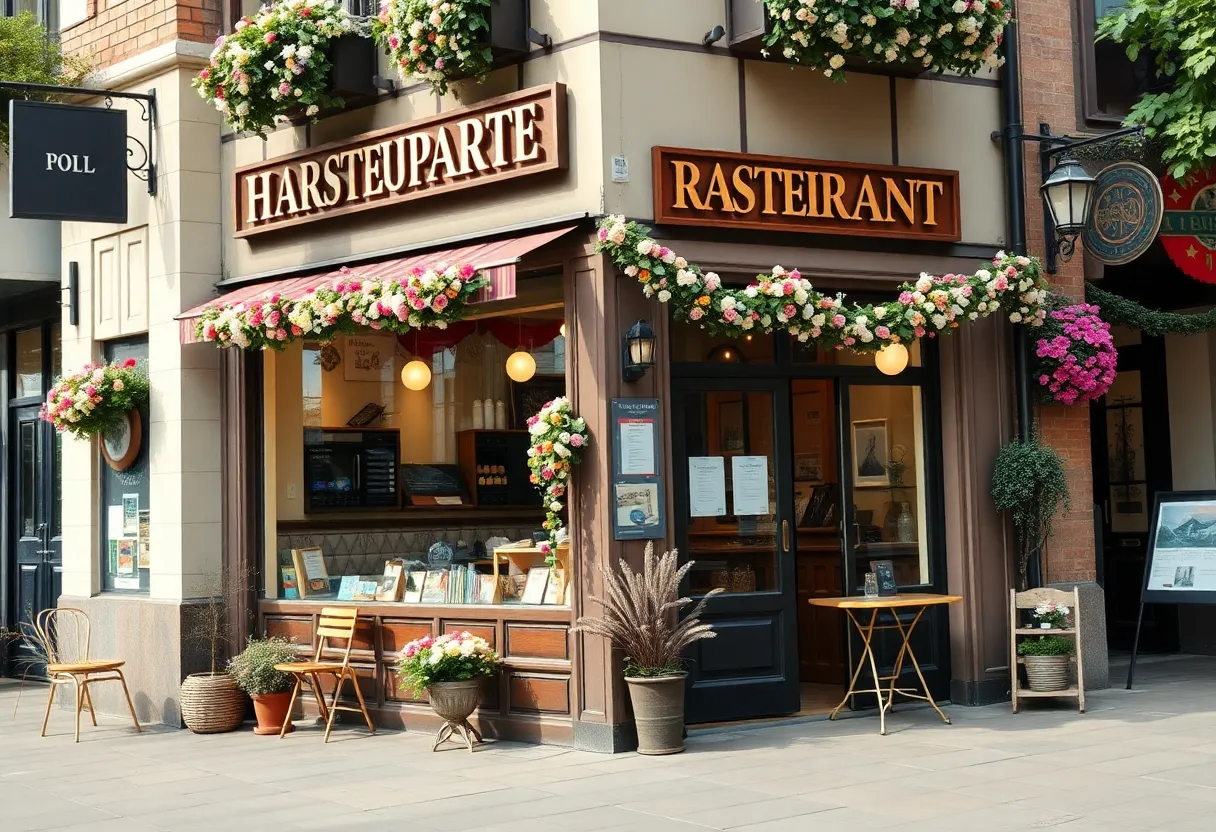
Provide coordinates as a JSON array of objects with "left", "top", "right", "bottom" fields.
[
  {"left": 227, "top": 636, "right": 299, "bottom": 734},
  {"left": 398, "top": 631, "right": 501, "bottom": 751},
  {"left": 574, "top": 543, "right": 723, "bottom": 755},
  {"left": 1018, "top": 636, "right": 1075, "bottom": 692}
]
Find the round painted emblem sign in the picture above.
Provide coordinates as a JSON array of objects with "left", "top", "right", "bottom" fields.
[
  {"left": 1161, "top": 168, "right": 1216, "bottom": 283},
  {"left": 1082, "top": 162, "right": 1163, "bottom": 265}
]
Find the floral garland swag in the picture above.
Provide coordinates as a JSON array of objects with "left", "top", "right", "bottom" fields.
[
  {"left": 595, "top": 216, "right": 1116, "bottom": 404},
  {"left": 195, "top": 264, "right": 488, "bottom": 349},
  {"left": 526, "top": 398, "right": 589, "bottom": 565}
]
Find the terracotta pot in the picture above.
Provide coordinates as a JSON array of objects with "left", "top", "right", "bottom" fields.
[
  {"left": 625, "top": 673, "right": 687, "bottom": 755},
  {"left": 251, "top": 691, "right": 294, "bottom": 735},
  {"left": 1024, "top": 655, "right": 1071, "bottom": 692},
  {"left": 180, "top": 672, "right": 246, "bottom": 734}
]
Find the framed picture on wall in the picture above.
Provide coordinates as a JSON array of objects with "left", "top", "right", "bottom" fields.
[
  {"left": 852, "top": 419, "right": 890, "bottom": 487},
  {"left": 343, "top": 335, "right": 394, "bottom": 382}
]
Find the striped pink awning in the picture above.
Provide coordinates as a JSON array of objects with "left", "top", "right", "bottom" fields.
[{"left": 177, "top": 226, "right": 576, "bottom": 344}]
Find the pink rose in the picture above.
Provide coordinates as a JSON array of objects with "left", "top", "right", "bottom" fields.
[
  {"left": 995, "top": 276, "right": 1008, "bottom": 291},
  {"left": 876, "top": 326, "right": 890, "bottom": 339},
  {"left": 570, "top": 434, "right": 585, "bottom": 448},
  {"left": 279, "top": 82, "right": 290, "bottom": 95},
  {"left": 689, "top": 307, "right": 704, "bottom": 321},
  {"left": 783, "top": 282, "right": 794, "bottom": 295},
  {"left": 783, "top": 304, "right": 797, "bottom": 319},
  {"left": 723, "top": 308, "right": 739, "bottom": 323},
  {"left": 85, "top": 385, "right": 97, "bottom": 397},
  {"left": 264, "top": 31, "right": 277, "bottom": 45},
  {"left": 199, "top": 68, "right": 210, "bottom": 80},
  {"left": 831, "top": 314, "right": 846, "bottom": 328},
  {"left": 113, "top": 380, "right": 125, "bottom": 392},
  {"left": 432, "top": 295, "right": 449, "bottom": 311},
  {"left": 412, "top": 298, "right": 427, "bottom": 310},
  {"left": 899, "top": 291, "right": 914, "bottom": 305}
]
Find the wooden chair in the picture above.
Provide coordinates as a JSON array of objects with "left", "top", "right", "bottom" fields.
[
  {"left": 274, "top": 606, "right": 375, "bottom": 742},
  {"left": 1010, "top": 587, "right": 1086, "bottom": 714},
  {"left": 35, "top": 608, "right": 141, "bottom": 742}
]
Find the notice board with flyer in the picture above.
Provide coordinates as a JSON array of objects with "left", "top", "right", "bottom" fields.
[
  {"left": 1128, "top": 491, "right": 1216, "bottom": 687},
  {"left": 611, "top": 398, "right": 666, "bottom": 541}
]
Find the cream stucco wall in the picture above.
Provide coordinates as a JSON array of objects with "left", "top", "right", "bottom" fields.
[
  {"left": 60, "top": 59, "right": 224, "bottom": 605},
  {"left": 0, "top": 154, "right": 62, "bottom": 284}
]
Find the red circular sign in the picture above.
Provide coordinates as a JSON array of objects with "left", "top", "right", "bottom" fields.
[{"left": 1161, "top": 169, "right": 1216, "bottom": 283}]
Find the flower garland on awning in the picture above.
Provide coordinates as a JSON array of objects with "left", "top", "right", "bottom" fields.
[
  {"left": 195, "top": 264, "right": 489, "bottom": 350},
  {"left": 595, "top": 216, "right": 1050, "bottom": 352}
]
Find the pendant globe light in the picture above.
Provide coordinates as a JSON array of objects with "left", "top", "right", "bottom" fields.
[
  {"left": 874, "top": 342, "right": 909, "bottom": 376},
  {"left": 505, "top": 316, "right": 536, "bottom": 382},
  {"left": 400, "top": 333, "right": 432, "bottom": 390}
]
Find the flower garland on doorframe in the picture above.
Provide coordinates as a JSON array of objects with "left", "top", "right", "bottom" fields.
[
  {"left": 195, "top": 264, "right": 489, "bottom": 350},
  {"left": 40, "top": 359, "right": 150, "bottom": 439},
  {"left": 372, "top": 0, "right": 493, "bottom": 97},
  {"left": 595, "top": 216, "right": 1050, "bottom": 353},
  {"left": 194, "top": 0, "right": 357, "bottom": 136},
  {"left": 761, "top": 0, "right": 1009, "bottom": 81},
  {"left": 526, "top": 397, "right": 589, "bottom": 565},
  {"left": 1033, "top": 302, "right": 1118, "bottom": 405}
]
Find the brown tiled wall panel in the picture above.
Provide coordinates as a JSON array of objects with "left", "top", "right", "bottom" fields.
[
  {"left": 506, "top": 624, "right": 570, "bottom": 660},
  {"left": 60, "top": 0, "right": 223, "bottom": 71},
  {"left": 508, "top": 673, "right": 570, "bottom": 715}
]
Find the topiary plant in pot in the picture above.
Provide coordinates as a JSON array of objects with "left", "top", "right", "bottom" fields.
[
  {"left": 227, "top": 636, "right": 299, "bottom": 735},
  {"left": 991, "top": 433, "right": 1070, "bottom": 591},
  {"left": 574, "top": 543, "right": 723, "bottom": 755}
]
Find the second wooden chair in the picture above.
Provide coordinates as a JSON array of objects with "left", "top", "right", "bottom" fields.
[{"left": 274, "top": 606, "right": 375, "bottom": 742}]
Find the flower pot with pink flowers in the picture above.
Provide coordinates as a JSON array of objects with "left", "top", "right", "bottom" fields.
[{"left": 41, "top": 358, "right": 150, "bottom": 448}]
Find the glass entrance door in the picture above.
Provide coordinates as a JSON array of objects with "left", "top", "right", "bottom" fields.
[
  {"left": 672, "top": 379, "right": 801, "bottom": 723},
  {"left": 10, "top": 404, "right": 62, "bottom": 676}
]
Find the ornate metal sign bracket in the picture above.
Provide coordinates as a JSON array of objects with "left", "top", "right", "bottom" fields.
[{"left": 0, "top": 81, "right": 157, "bottom": 196}]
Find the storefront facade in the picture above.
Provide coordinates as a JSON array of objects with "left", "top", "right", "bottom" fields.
[{"left": 52, "top": 1, "right": 1025, "bottom": 747}]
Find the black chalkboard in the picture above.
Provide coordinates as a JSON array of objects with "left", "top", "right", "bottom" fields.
[
  {"left": 870, "top": 559, "right": 898, "bottom": 596},
  {"left": 401, "top": 464, "right": 467, "bottom": 498}
]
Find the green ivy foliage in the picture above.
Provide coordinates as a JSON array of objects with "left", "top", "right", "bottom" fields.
[
  {"left": 1016, "top": 635, "right": 1075, "bottom": 656},
  {"left": 1097, "top": 0, "right": 1216, "bottom": 181},
  {"left": 991, "top": 435, "right": 1070, "bottom": 589},
  {"left": 1086, "top": 282, "right": 1216, "bottom": 337},
  {"left": 0, "top": 13, "right": 90, "bottom": 152}
]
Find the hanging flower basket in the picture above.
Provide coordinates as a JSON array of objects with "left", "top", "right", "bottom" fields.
[
  {"left": 194, "top": 0, "right": 359, "bottom": 136},
  {"left": 40, "top": 359, "right": 150, "bottom": 441},
  {"left": 195, "top": 263, "right": 489, "bottom": 350},
  {"left": 526, "top": 397, "right": 589, "bottom": 564},
  {"left": 760, "top": 0, "right": 1010, "bottom": 81},
  {"left": 1033, "top": 302, "right": 1118, "bottom": 406},
  {"left": 373, "top": 0, "right": 494, "bottom": 97}
]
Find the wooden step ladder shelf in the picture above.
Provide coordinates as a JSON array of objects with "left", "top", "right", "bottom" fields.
[{"left": 1010, "top": 587, "right": 1086, "bottom": 714}]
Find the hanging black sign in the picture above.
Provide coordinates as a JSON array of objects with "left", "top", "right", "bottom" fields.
[{"left": 8, "top": 100, "right": 128, "bottom": 223}]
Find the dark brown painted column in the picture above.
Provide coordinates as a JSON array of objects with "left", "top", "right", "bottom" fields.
[
  {"left": 219, "top": 346, "right": 262, "bottom": 652},
  {"left": 565, "top": 248, "right": 665, "bottom": 752},
  {"left": 939, "top": 317, "right": 1017, "bottom": 705}
]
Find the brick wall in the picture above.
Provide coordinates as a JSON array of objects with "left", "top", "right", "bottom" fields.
[
  {"left": 1016, "top": 0, "right": 1097, "bottom": 583},
  {"left": 60, "top": 0, "right": 223, "bottom": 71}
]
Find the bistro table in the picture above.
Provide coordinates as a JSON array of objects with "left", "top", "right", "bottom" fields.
[{"left": 809, "top": 593, "right": 963, "bottom": 735}]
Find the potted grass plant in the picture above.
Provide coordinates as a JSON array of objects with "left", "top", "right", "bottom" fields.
[
  {"left": 574, "top": 543, "right": 723, "bottom": 755},
  {"left": 180, "top": 566, "right": 255, "bottom": 734},
  {"left": 227, "top": 636, "right": 299, "bottom": 734}
]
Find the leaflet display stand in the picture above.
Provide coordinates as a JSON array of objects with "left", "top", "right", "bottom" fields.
[{"left": 1127, "top": 490, "right": 1216, "bottom": 689}]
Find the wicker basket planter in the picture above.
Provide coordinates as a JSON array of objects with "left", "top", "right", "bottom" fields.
[
  {"left": 1024, "top": 655, "right": 1071, "bottom": 692},
  {"left": 180, "top": 672, "right": 246, "bottom": 734}
]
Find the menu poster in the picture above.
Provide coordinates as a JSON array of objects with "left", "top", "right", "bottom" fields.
[
  {"left": 117, "top": 539, "right": 137, "bottom": 575},
  {"left": 1143, "top": 495, "right": 1216, "bottom": 603},
  {"left": 611, "top": 399, "right": 667, "bottom": 540},
  {"left": 731, "top": 456, "right": 770, "bottom": 517},
  {"left": 688, "top": 457, "right": 727, "bottom": 517},
  {"left": 619, "top": 419, "right": 656, "bottom": 476},
  {"left": 137, "top": 510, "right": 151, "bottom": 569},
  {"left": 122, "top": 494, "right": 140, "bottom": 536}
]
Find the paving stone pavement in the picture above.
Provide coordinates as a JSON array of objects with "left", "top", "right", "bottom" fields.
[{"left": 2, "top": 655, "right": 1215, "bottom": 831}]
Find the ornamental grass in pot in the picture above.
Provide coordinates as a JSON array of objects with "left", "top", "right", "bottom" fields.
[
  {"left": 1018, "top": 636, "right": 1075, "bottom": 692},
  {"left": 574, "top": 543, "right": 723, "bottom": 755},
  {"left": 179, "top": 566, "right": 256, "bottom": 734},
  {"left": 397, "top": 632, "right": 501, "bottom": 751},
  {"left": 228, "top": 636, "right": 299, "bottom": 735}
]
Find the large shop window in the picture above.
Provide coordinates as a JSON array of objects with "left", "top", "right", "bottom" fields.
[
  {"left": 267, "top": 277, "right": 567, "bottom": 607},
  {"left": 100, "top": 338, "right": 150, "bottom": 593}
]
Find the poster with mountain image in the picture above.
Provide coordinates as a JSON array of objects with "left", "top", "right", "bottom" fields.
[{"left": 1147, "top": 501, "right": 1216, "bottom": 593}]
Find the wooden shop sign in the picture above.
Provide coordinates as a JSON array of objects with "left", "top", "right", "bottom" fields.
[
  {"left": 234, "top": 84, "right": 568, "bottom": 238},
  {"left": 652, "top": 147, "right": 961, "bottom": 242}
]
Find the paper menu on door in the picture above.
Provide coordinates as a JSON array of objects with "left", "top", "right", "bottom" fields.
[
  {"left": 731, "top": 455, "right": 770, "bottom": 517},
  {"left": 688, "top": 457, "right": 726, "bottom": 517}
]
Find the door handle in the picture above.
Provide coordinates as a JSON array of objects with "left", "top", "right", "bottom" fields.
[{"left": 782, "top": 520, "right": 790, "bottom": 553}]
